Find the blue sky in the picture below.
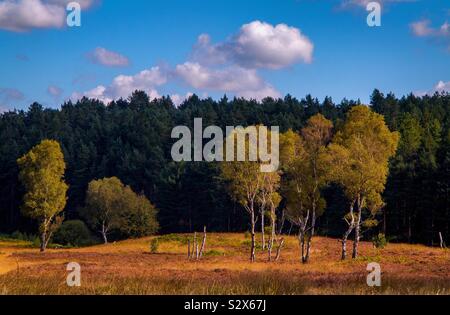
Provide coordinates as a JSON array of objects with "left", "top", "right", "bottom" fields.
[{"left": 0, "top": 0, "right": 449, "bottom": 111}]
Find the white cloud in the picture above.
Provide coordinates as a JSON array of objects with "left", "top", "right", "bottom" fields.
[
  {"left": 415, "top": 80, "right": 450, "bottom": 96},
  {"left": 175, "top": 62, "right": 280, "bottom": 100},
  {"left": 71, "top": 67, "right": 167, "bottom": 104},
  {"left": 411, "top": 20, "right": 434, "bottom": 37},
  {"left": 339, "top": 0, "right": 414, "bottom": 9},
  {"left": 432, "top": 80, "right": 450, "bottom": 94},
  {"left": 0, "top": 87, "right": 24, "bottom": 101},
  {"left": 0, "top": 0, "right": 96, "bottom": 32},
  {"left": 193, "top": 20, "right": 314, "bottom": 69},
  {"left": 47, "top": 85, "right": 63, "bottom": 99},
  {"left": 411, "top": 20, "right": 449, "bottom": 37},
  {"left": 89, "top": 47, "right": 130, "bottom": 67},
  {"left": 45, "top": 0, "right": 96, "bottom": 9},
  {"left": 0, "top": 87, "right": 24, "bottom": 110},
  {"left": 73, "top": 20, "right": 310, "bottom": 103},
  {"left": 170, "top": 92, "right": 194, "bottom": 107},
  {"left": 410, "top": 20, "right": 450, "bottom": 51},
  {"left": 0, "top": 105, "right": 9, "bottom": 113}
]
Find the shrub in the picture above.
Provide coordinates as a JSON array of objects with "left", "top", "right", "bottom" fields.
[
  {"left": 150, "top": 238, "right": 159, "bottom": 253},
  {"left": 372, "top": 233, "right": 388, "bottom": 249},
  {"left": 204, "top": 249, "right": 225, "bottom": 257},
  {"left": 53, "top": 220, "right": 93, "bottom": 247}
]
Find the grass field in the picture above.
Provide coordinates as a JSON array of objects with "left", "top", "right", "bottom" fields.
[{"left": 0, "top": 233, "right": 448, "bottom": 295}]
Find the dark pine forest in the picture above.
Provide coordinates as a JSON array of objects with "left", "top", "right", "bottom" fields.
[{"left": 0, "top": 90, "right": 448, "bottom": 246}]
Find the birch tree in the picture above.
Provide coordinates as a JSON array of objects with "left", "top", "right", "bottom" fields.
[
  {"left": 82, "top": 177, "right": 125, "bottom": 244},
  {"left": 280, "top": 114, "right": 332, "bottom": 263},
  {"left": 17, "top": 140, "right": 68, "bottom": 252},
  {"left": 327, "top": 106, "right": 399, "bottom": 259},
  {"left": 221, "top": 127, "right": 264, "bottom": 262}
]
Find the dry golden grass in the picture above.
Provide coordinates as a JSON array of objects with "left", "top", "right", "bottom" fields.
[{"left": 0, "top": 233, "right": 448, "bottom": 295}]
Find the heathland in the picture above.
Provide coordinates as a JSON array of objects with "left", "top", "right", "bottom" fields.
[{"left": 0, "top": 233, "right": 448, "bottom": 295}]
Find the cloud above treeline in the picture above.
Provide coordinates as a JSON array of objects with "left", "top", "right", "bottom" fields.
[
  {"left": 192, "top": 20, "right": 314, "bottom": 69},
  {"left": 415, "top": 80, "right": 450, "bottom": 97},
  {"left": 0, "top": 87, "right": 25, "bottom": 111},
  {"left": 410, "top": 19, "right": 450, "bottom": 52},
  {"left": 87, "top": 47, "right": 130, "bottom": 67},
  {"left": 0, "top": 0, "right": 97, "bottom": 32},
  {"left": 72, "top": 20, "right": 314, "bottom": 105}
]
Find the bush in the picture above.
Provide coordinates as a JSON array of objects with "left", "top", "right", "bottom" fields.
[
  {"left": 53, "top": 220, "right": 93, "bottom": 247},
  {"left": 204, "top": 249, "right": 225, "bottom": 257},
  {"left": 372, "top": 233, "right": 388, "bottom": 249},
  {"left": 150, "top": 238, "right": 159, "bottom": 253}
]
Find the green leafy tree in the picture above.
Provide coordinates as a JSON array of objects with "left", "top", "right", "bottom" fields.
[
  {"left": 221, "top": 126, "right": 266, "bottom": 262},
  {"left": 280, "top": 114, "right": 333, "bottom": 263},
  {"left": 82, "top": 177, "right": 158, "bottom": 243},
  {"left": 82, "top": 177, "right": 125, "bottom": 244},
  {"left": 116, "top": 189, "right": 159, "bottom": 238},
  {"left": 327, "top": 106, "right": 399, "bottom": 259},
  {"left": 17, "top": 139, "right": 68, "bottom": 252}
]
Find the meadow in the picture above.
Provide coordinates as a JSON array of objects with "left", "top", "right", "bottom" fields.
[{"left": 0, "top": 233, "right": 448, "bottom": 295}]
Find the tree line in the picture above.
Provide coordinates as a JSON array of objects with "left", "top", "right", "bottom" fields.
[{"left": 0, "top": 90, "right": 448, "bottom": 250}]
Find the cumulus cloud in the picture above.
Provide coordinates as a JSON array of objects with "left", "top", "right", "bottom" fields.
[
  {"left": 192, "top": 20, "right": 313, "bottom": 69},
  {"left": 71, "top": 67, "right": 167, "bottom": 104},
  {"left": 410, "top": 19, "right": 450, "bottom": 51},
  {"left": 175, "top": 62, "right": 280, "bottom": 100},
  {"left": 73, "top": 20, "right": 311, "bottom": 103},
  {"left": 88, "top": 47, "right": 130, "bottom": 67},
  {"left": 0, "top": 0, "right": 96, "bottom": 32}
]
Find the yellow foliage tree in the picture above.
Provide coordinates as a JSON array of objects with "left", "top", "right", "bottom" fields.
[
  {"left": 327, "top": 105, "right": 399, "bottom": 259},
  {"left": 17, "top": 140, "right": 68, "bottom": 252},
  {"left": 280, "top": 114, "right": 333, "bottom": 263}
]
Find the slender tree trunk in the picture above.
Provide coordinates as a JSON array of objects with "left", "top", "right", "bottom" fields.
[
  {"left": 342, "top": 227, "right": 352, "bottom": 260},
  {"left": 268, "top": 209, "right": 276, "bottom": 261},
  {"left": 439, "top": 232, "right": 444, "bottom": 249},
  {"left": 352, "top": 220, "right": 361, "bottom": 259},
  {"left": 342, "top": 202, "right": 356, "bottom": 260},
  {"left": 40, "top": 231, "right": 46, "bottom": 253},
  {"left": 305, "top": 211, "right": 316, "bottom": 263},
  {"left": 298, "top": 229, "right": 306, "bottom": 263},
  {"left": 101, "top": 223, "right": 108, "bottom": 244},
  {"left": 250, "top": 210, "right": 256, "bottom": 262},
  {"left": 199, "top": 226, "right": 207, "bottom": 258},
  {"left": 261, "top": 210, "right": 265, "bottom": 250},
  {"left": 352, "top": 200, "right": 363, "bottom": 259}
]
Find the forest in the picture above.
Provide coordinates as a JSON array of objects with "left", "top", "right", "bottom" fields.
[{"left": 0, "top": 89, "right": 448, "bottom": 247}]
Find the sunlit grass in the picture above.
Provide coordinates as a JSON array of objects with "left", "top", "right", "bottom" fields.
[{"left": 0, "top": 233, "right": 448, "bottom": 295}]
